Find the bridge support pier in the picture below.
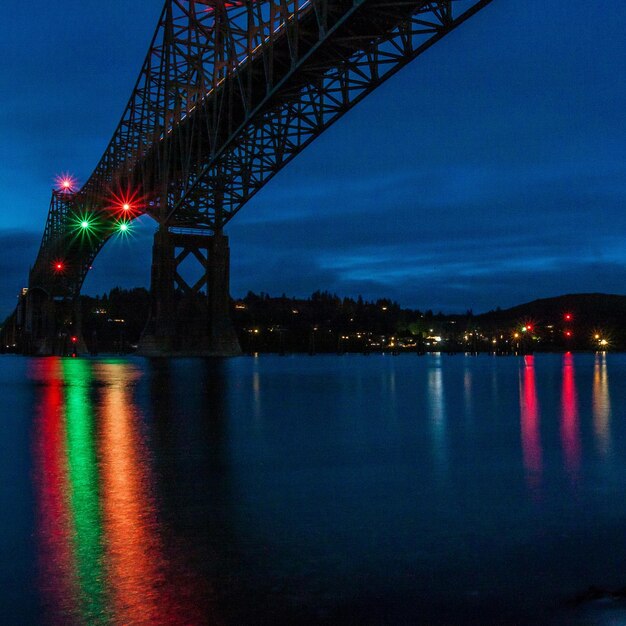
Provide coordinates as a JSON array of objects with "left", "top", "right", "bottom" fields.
[
  {"left": 19, "top": 289, "right": 86, "bottom": 356},
  {"left": 207, "top": 231, "right": 241, "bottom": 355},
  {"left": 145, "top": 226, "right": 177, "bottom": 353},
  {"left": 138, "top": 227, "right": 241, "bottom": 357}
]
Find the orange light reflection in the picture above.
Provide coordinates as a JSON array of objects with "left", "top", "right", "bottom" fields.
[
  {"left": 592, "top": 352, "right": 611, "bottom": 458},
  {"left": 97, "top": 363, "right": 207, "bottom": 625},
  {"left": 99, "top": 364, "right": 168, "bottom": 623}
]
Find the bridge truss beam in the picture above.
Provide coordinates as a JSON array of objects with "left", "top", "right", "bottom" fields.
[
  {"left": 12, "top": 0, "right": 493, "bottom": 355},
  {"left": 179, "top": 0, "right": 493, "bottom": 229}
]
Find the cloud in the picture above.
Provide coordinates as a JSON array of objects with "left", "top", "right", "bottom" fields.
[
  {"left": 3, "top": 0, "right": 626, "bottom": 317},
  {"left": 227, "top": 161, "right": 626, "bottom": 311},
  {"left": 233, "top": 244, "right": 626, "bottom": 313}
]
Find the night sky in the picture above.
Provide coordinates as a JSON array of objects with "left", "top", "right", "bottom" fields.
[{"left": 1, "top": 1, "right": 625, "bottom": 318}]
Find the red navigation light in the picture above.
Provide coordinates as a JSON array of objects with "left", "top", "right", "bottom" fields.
[
  {"left": 53, "top": 260, "right": 64, "bottom": 273},
  {"left": 107, "top": 186, "right": 145, "bottom": 217},
  {"left": 71, "top": 336, "right": 77, "bottom": 343},
  {"left": 55, "top": 172, "right": 77, "bottom": 193},
  {"left": 527, "top": 324, "right": 533, "bottom": 332},
  {"left": 565, "top": 330, "right": 572, "bottom": 337},
  {"left": 564, "top": 313, "right": 572, "bottom": 321},
  {"left": 203, "top": 1, "right": 247, "bottom": 11}
]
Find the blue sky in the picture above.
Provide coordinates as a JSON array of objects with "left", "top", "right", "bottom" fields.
[{"left": 1, "top": 0, "right": 625, "bottom": 317}]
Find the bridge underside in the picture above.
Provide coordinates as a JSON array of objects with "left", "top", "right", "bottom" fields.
[{"left": 4, "top": 0, "right": 492, "bottom": 357}]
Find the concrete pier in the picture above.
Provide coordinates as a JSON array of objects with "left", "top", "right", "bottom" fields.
[{"left": 138, "top": 228, "right": 241, "bottom": 357}]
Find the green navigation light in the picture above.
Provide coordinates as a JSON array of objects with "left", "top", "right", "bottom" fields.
[
  {"left": 116, "top": 220, "right": 132, "bottom": 235},
  {"left": 70, "top": 211, "right": 100, "bottom": 241}
]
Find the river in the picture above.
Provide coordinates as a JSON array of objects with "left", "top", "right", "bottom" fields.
[{"left": 1, "top": 353, "right": 625, "bottom": 624}]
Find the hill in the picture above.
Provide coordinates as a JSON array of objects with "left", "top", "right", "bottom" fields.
[
  {"left": 18, "top": 289, "right": 621, "bottom": 354},
  {"left": 478, "top": 293, "right": 626, "bottom": 325}
]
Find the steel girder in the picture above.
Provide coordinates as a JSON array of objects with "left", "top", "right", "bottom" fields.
[
  {"left": 27, "top": 0, "right": 492, "bottom": 298},
  {"left": 176, "top": 0, "right": 494, "bottom": 228}
]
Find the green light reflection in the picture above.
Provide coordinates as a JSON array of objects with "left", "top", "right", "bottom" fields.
[{"left": 62, "top": 358, "right": 107, "bottom": 624}]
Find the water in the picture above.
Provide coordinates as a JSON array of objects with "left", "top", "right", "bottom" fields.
[{"left": 1, "top": 353, "right": 626, "bottom": 625}]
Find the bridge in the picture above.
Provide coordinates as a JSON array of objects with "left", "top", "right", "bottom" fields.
[{"left": 3, "top": 0, "right": 492, "bottom": 356}]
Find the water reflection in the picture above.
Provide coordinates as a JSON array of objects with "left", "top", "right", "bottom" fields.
[
  {"left": 23, "top": 353, "right": 626, "bottom": 625},
  {"left": 146, "top": 359, "right": 231, "bottom": 623},
  {"left": 32, "top": 358, "right": 207, "bottom": 625},
  {"left": 463, "top": 366, "right": 473, "bottom": 421},
  {"left": 62, "top": 358, "right": 105, "bottom": 623},
  {"left": 519, "top": 355, "right": 542, "bottom": 495},
  {"left": 560, "top": 353, "right": 581, "bottom": 484},
  {"left": 34, "top": 359, "right": 80, "bottom": 623},
  {"left": 98, "top": 362, "right": 176, "bottom": 624},
  {"left": 427, "top": 356, "right": 447, "bottom": 471},
  {"left": 592, "top": 352, "right": 612, "bottom": 458},
  {"left": 252, "top": 365, "right": 262, "bottom": 423}
]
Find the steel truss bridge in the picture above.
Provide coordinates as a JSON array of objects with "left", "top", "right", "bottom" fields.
[{"left": 4, "top": 0, "right": 492, "bottom": 356}]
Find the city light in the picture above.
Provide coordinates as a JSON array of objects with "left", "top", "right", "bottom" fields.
[
  {"left": 593, "top": 330, "right": 610, "bottom": 348},
  {"left": 519, "top": 320, "right": 535, "bottom": 335}
]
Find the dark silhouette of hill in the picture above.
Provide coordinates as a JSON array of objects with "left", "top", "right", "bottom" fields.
[
  {"left": 39, "top": 289, "right": 625, "bottom": 354},
  {"left": 478, "top": 293, "right": 626, "bottom": 326},
  {"left": 474, "top": 293, "right": 626, "bottom": 350}
]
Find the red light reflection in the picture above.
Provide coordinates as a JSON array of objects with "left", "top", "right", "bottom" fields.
[
  {"left": 519, "top": 355, "right": 542, "bottom": 496},
  {"left": 32, "top": 360, "right": 211, "bottom": 624},
  {"left": 560, "top": 353, "right": 580, "bottom": 483},
  {"left": 32, "top": 359, "right": 78, "bottom": 624}
]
